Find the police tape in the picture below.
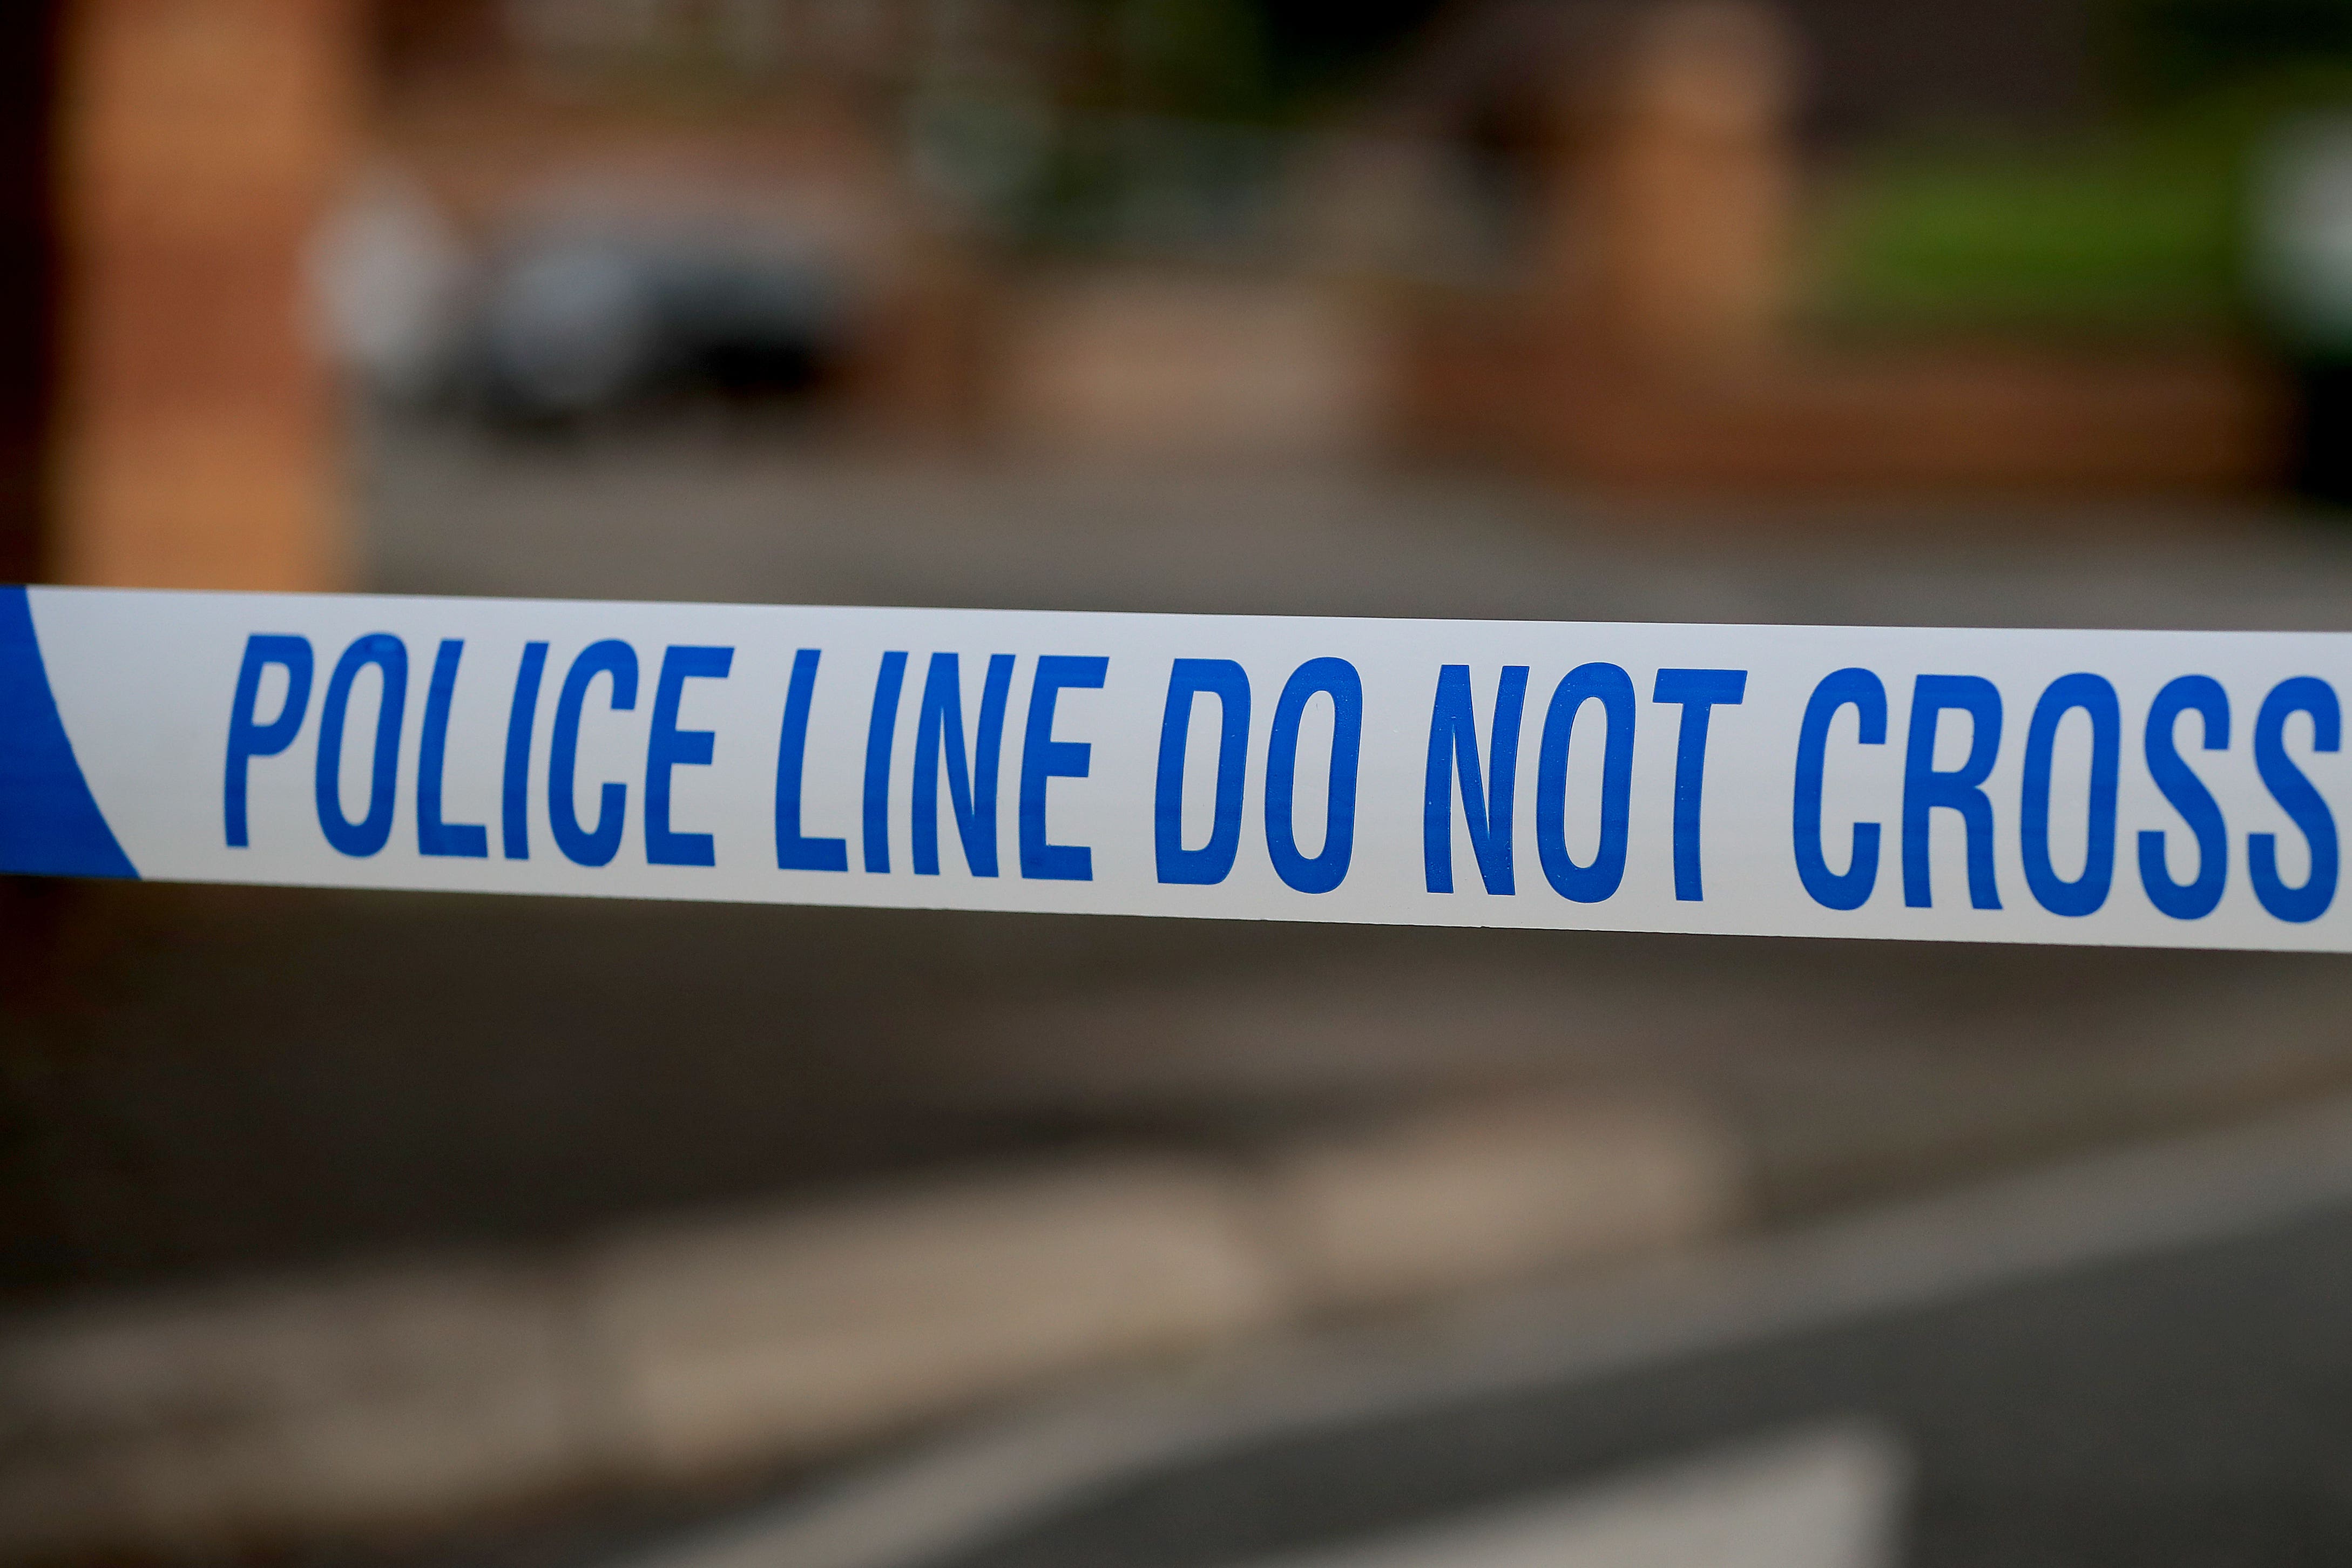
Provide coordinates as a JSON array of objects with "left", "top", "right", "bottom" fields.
[{"left": 2, "top": 584, "right": 2345, "bottom": 951}]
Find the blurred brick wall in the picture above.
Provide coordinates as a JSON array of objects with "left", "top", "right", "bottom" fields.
[{"left": 51, "top": 0, "right": 357, "bottom": 590}]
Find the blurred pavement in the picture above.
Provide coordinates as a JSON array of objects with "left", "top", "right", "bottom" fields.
[
  {"left": 363, "top": 420, "right": 2352, "bottom": 632},
  {"left": 16, "top": 422, "right": 2352, "bottom": 1300},
  {"left": 14, "top": 423, "right": 2352, "bottom": 1557}
]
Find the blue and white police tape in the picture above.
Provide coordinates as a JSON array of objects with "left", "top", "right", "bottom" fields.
[{"left": 1, "top": 584, "right": 2344, "bottom": 951}]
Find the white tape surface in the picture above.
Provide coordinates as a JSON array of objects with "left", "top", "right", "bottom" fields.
[{"left": 5, "top": 585, "right": 2347, "bottom": 951}]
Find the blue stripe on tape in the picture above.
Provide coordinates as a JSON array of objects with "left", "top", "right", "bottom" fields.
[{"left": 0, "top": 587, "right": 136, "bottom": 878}]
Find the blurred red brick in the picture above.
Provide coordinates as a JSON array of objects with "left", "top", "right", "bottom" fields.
[{"left": 51, "top": 0, "right": 357, "bottom": 590}]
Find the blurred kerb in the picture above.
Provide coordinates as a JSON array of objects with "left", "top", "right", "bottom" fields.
[{"left": 621, "top": 1088, "right": 2352, "bottom": 1568}]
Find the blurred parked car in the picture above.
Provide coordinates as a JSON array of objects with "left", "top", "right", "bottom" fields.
[
  {"left": 316, "top": 171, "right": 875, "bottom": 422},
  {"left": 466, "top": 219, "right": 857, "bottom": 420}
]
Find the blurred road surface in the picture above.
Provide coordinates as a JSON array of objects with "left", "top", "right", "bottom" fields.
[
  {"left": 11, "top": 422, "right": 2352, "bottom": 1299},
  {"left": 365, "top": 420, "right": 2352, "bottom": 631}
]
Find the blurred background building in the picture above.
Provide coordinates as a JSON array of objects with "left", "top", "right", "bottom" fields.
[
  {"left": 18, "top": 3, "right": 2352, "bottom": 1566},
  {"left": 21, "top": 0, "right": 2352, "bottom": 583}
]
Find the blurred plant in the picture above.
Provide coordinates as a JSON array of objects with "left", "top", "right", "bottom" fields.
[
  {"left": 908, "top": 88, "right": 1062, "bottom": 220},
  {"left": 2110, "top": 0, "right": 2352, "bottom": 109},
  {"left": 1073, "top": 0, "right": 1441, "bottom": 124},
  {"left": 1812, "top": 130, "right": 2243, "bottom": 337},
  {"left": 1814, "top": 1, "right": 2352, "bottom": 337},
  {"left": 963, "top": 0, "right": 1443, "bottom": 253},
  {"left": 1105, "top": 0, "right": 1274, "bottom": 119}
]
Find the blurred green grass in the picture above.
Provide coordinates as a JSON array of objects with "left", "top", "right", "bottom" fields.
[
  {"left": 1811, "top": 66, "right": 2352, "bottom": 340},
  {"left": 1810, "top": 131, "right": 2245, "bottom": 338}
]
